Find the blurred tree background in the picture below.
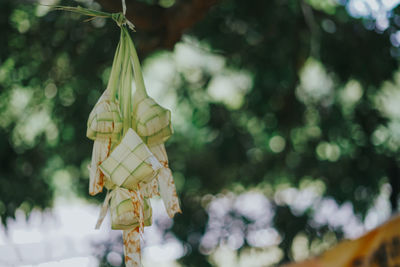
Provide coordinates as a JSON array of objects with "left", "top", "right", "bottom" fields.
[{"left": 1, "top": 0, "right": 400, "bottom": 266}]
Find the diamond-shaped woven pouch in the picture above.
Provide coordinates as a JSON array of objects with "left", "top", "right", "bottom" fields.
[
  {"left": 99, "top": 128, "right": 162, "bottom": 190},
  {"left": 133, "top": 97, "right": 173, "bottom": 146},
  {"left": 87, "top": 90, "right": 123, "bottom": 142},
  {"left": 110, "top": 187, "right": 152, "bottom": 230}
]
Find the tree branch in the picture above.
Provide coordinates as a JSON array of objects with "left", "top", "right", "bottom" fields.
[
  {"left": 389, "top": 159, "right": 400, "bottom": 213},
  {"left": 95, "top": 0, "right": 218, "bottom": 54}
]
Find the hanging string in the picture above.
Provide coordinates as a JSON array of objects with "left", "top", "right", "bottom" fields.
[
  {"left": 122, "top": 0, "right": 127, "bottom": 15},
  {"left": 52, "top": 4, "right": 135, "bottom": 31}
]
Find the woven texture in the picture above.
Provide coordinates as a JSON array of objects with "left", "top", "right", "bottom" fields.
[
  {"left": 110, "top": 187, "right": 152, "bottom": 230},
  {"left": 133, "top": 97, "right": 173, "bottom": 146},
  {"left": 87, "top": 90, "right": 123, "bottom": 142},
  {"left": 99, "top": 128, "right": 162, "bottom": 190}
]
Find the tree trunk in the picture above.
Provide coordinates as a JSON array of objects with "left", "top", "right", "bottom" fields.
[
  {"left": 389, "top": 159, "right": 399, "bottom": 213},
  {"left": 95, "top": 0, "right": 218, "bottom": 54}
]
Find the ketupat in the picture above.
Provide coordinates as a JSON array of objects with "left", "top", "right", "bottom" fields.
[
  {"left": 110, "top": 187, "right": 152, "bottom": 231},
  {"left": 99, "top": 128, "right": 162, "bottom": 190},
  {"left": 133, "top": 97, "right": 173, "bottom": 146},
  {"left": 52, "top": 5, "right": 181, "bottom": 267},
  {"left": 86, "top": 89, "right": 123, "bottom": 143}
]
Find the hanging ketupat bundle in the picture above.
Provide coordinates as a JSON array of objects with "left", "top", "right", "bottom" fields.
[{"left": 53, "top": 5, "right": 181, "bottom": 267}]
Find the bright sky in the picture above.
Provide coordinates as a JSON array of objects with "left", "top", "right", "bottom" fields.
[
  {"left": 347, "top": 0, "right": 400, "bottom": 16},
  {"left": 0, "top": 199, "right": 182, "bottom": 267}
]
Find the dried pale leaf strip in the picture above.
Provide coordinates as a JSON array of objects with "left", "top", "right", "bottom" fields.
[
  {"left": 158, "top": 167, "right": 181, "bottom": 218},
  {"left": 140, "top": 177, "right": 160, "bottom": 198},
  {"left": 123, "top": 227, "right": 142, "bottom": 267},
  {"left": 150, "top": 144, "right": 181, "bottom": 217},
  {"left": 88, "top": 138, "right": 112, "bottom": 196}
]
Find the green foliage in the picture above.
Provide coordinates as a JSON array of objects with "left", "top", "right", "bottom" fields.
[{"left": 1, "top": 0, "right": 400, "bottom": 266}]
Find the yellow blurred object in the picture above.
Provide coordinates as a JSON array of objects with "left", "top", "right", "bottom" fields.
[{"left": 282, "top": 215, "right": 400, "bottom": 267}]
